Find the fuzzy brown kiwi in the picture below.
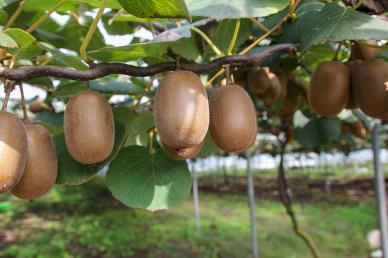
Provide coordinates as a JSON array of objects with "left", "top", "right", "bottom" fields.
[
  {"left": 353, "top": 40, "right": 381, "bottom": 60},
  {"left": 64, "top": 90, "right": 115, "bottom": 164},
  {"left": 353, "top": 59, "right": 388, "bottom": 119},
  {"left": 345, "top": 60, "right": 362, "bottom": 109},
  {"left": 247, "top": 67, "right": 271, "bottom": 94},
  {"left": 0, "top": 112, "right": 27, "bottom": 194},
  {"left": 12, "top": 123, "right": 57, "bottom": 199},
  {"left": 29, "top": 99, "right": 50, "bottom": 113},
  {"left": 162, "top": 140, "right": 204, "bottom": 160},
  {"left": 277, "top": 80, "right": 301, "bottom": 118},
  {"left": 154, "top": 71, "right": 209, "bottom": 149},
  {"left": 308, "top": 61, "right": 349, "bottom": 117},
  {"left": 352, "top": 120, "right": 367, "bottom": 139},
  {"left": 262, "top": 72, "right": 283, "bottom": 107},
  {"left": 272, "top": 68, "right": 288, "bottom": 99},
  {"left": 209, "top": 84, "right": 257, "bottom": 153}
]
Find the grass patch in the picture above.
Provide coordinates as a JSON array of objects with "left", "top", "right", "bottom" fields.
[{"left": 0, "top": 177, "right": 378, "bottom": 258}]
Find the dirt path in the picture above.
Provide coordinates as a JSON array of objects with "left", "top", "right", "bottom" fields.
[{"left": 198, "top": 176, "right": 380, "bottom": 203}]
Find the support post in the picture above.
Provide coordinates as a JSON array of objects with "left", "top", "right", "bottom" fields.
[
  {"left": 246, "top": 152, "right": 259, "bottom": 258},
  {"left": 372, "top": 122, "right": 388, "bottom": 257},
  {"left": 191, "top": 161, "right": 201, "bottom": 233}
]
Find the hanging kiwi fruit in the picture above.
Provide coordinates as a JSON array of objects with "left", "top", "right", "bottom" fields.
[
  {"left": 272, "top": 67, "right": 288, "bottom": 99},
  {"left": 353, "top": 40, "right": 381, "bottom": 60},
  {"left": 345, "top": 60, "right": 362, "bottom": 109},
  {"left": 0, "top": 111, "right": 28, "bottom": 194},
  {"left": 0, "top": 85, "right": 28, "bottom": 194},
  {"left": 64, "top": 90, "right": 115, "bottom": 164},
  {"left": 353, "top": 59, "right": 388, "bottom": 119},
  {"left": 308, "top": 61, "right": 350, "bottom": 117},
  {"left": 209, "top": 83, "right": 257, "bottom": 153},
  {"left": 154, "top": 70, "right": 209, "bottom": 150},
  {"left": 12, "top": 123, "right": 57, "bottom": 199},
  {"left": 247, "top": 67, "right": 272, "bottom": 94},
  {"left": 262, "top": 71, "right": 283, "bottom": 107}
]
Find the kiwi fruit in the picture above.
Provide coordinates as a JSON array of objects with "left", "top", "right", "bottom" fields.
[
  {"left": 353, "top": 40, "right": 381, "bottom": 60},
  {"left": 162, "top": 140, "right": 204, "bottom": 160},
  {"left": 277, "top": 81, "right": 301, "bottom": 118},
  {"left": 64, "top": 90, "right": 115, "bottom": 164},
  {"left": 345, "top": 60, "right": 362, "bottom": 109},
  {"left": 154, "top": 70, "right": 209, "bottom": 149},
  {"left": 352, "top": 120, "right": 367, "bottom": 139},
  {"left": 308, "top": 61, "right": 349, "bottom": 117},
  {"left": 273, "top": 68, "right": 288, "bottom": 99},
  {"left": 0, "top": 112, "right": 27, "bottom": 194},
  {"left": 262, "top": 72, "right": 283, "bottom": 107},
  {"left": 247, "top": 67, "right": 271, "bottom": 94},
  {"left": 353, "top": 59, "right": 388, "bottom": 119},
  {"left": 12, "top": 123, "right": 57, "bottom": 199},
  {"left": 29, "top": 99, "right": 50, "bottom": 113},
  {"left": 209, "top": 84, "right": 257, "bottom": 153}
]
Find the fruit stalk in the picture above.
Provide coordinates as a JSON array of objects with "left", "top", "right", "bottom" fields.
[
  {"left": 18, "top": 82, "right": 29, "bottom": 122},
  {"left": 1, "top": 81, "right": 15, "bottom": 111}
]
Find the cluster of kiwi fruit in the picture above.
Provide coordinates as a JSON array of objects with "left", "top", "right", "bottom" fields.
[
  {"left": 233, "top": 66, "right": 289, "bottom": 108},
  {"left": 154, "top": 70, "right": 257, "bottom": 160},
  {"left": 0, "top": 107, "right": 57, "bottom": 200},
  {"left": 0, "top": 88, "right": 115, "bottom": 200},
  {"left": 308, "top": 39, "right": 388, "bottom": 120}
]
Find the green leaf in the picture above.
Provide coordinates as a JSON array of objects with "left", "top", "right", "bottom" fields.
[
  {"left": 24, "top": 0, "right": 78, "bottom": 13},
  {"left": 102, "top": 12, "right": 137, "bottom": 36},
  {"left": 3, "top": 28, "right": 43, "bottom": 59},
  {"left": 91, "top": 80, "right": 145, "bottom": 95},
  {"left": 88, "top": 41, "right": 176, "bottom": 62},
  {"left": 0, "top": 9, "right": 8, "bottom": 26},
  {"left": 59, "top": 16, "right": 105, "bottom": 53},
  {"left": 54, "top": 80, "right": 145, "bottom": 96},
  {"left": 294, "top": 117, "right": 340, "bottom": 148},
  {"left": 197, "top": 133, "right": 220, "bottom": 158},
  {"left": 26, "top": 77, "right": 54, "bottom": 90},
  {"left": 117, "top": 0, "right": 189, "bottom": 19},
  {"left": 113, "top": 107, "right": 154, "bottom": 136},
  {"left": 55, "top": 119, "right": 126, "bottom": 185},
  {"left": 213, "top": 19, "right": 252, "bottom": 53},
  {"left": 186, "top": 0, "right": 289, "bottom": 19},
  {"left": 282, "top": 3, "right": 388, "bottom": 52},
  {"left": 0, "top": 31, "right": 17, "bottom": 48},
  {"left": 107, "top": 145, "right": 192, "bottom": 211}
]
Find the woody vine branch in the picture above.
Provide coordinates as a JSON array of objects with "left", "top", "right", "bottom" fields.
[{"left": 0, "top": 44, "right": 297, "bottom": 82}]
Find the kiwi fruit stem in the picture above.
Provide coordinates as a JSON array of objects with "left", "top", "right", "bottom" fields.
[
  {"left": 18, "top": 83, "right": 30, "bottom": 123},
  {"left": 1, "top": 83, "right": 12, "bottom": 111}
]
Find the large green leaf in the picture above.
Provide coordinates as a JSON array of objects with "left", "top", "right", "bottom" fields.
[
  {"left": 55, "top": 119, "right": 126, "bottom": 185},
  {"left": 117, "top": 0, "right": 189, "bottom": 19},
  {"left": 87, "top": 41, "right": 176, "bottom": 62},
  {"left": 300, "top": 4, "right": 388, "bottom": 51},
  {"left": 106, "top": 145, "right": 192, "bottom": 211},
  {"left": 186, "top": 0, "right": 289, "bottom": 19}
]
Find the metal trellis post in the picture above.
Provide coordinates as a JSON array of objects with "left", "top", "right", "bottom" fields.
[
  {"left": 246, "top": 152, "right": 259, "bottom": 258},
  {"left": 372, "top": 122, "right": 388, "bottom": 257}
]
